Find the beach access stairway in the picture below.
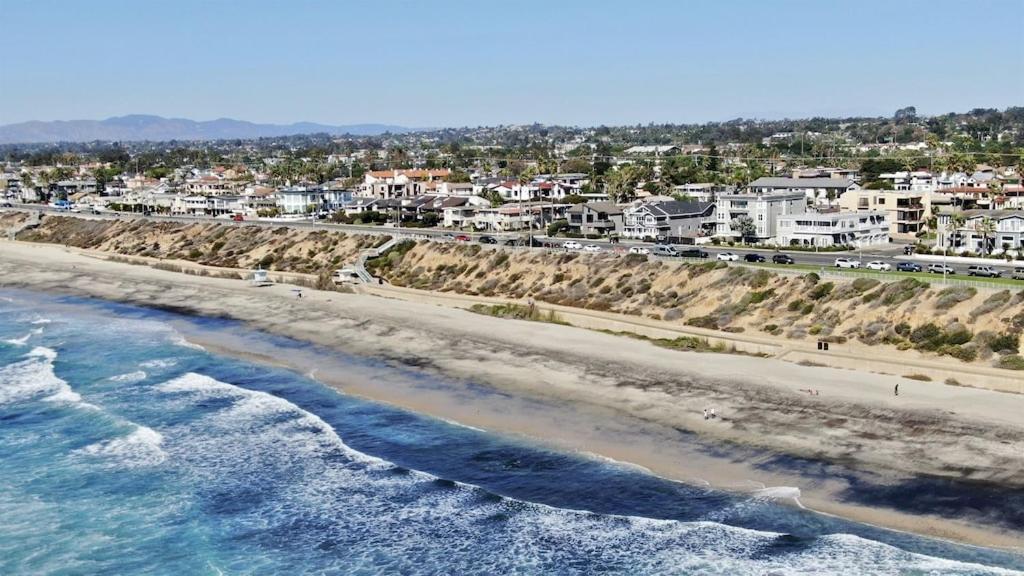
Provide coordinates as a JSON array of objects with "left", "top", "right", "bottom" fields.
[
  {"left": 6, "top": 211, "right": 42, "bottom": 241},
  {"left": 351, "top": 236, "right": 403, "bottom": 283}
]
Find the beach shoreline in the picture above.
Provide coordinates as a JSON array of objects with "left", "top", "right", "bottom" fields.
[{"left": 2, "top": 240, "right": 1023, "bottom": 551}]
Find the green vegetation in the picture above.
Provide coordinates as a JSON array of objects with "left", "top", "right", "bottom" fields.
[
  {"left": 997, "top": 355, "right": 1024, "bottom": 370},
  {"left": 468, "top": 303, "right": 568, "bottom": 325}
]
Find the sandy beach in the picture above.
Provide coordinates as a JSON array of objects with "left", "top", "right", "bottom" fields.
[{"left": 2, "top": 239, "right": 1023, "bottom": 549}]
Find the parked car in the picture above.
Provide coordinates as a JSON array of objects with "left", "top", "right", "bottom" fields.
[
  {"left": 628, "top": 246, "right": 650, "bottom": 255},
  {"left": 677, "top": 248, "right": 708, "bottom": 258},
  {"left": 650, "top": 245, "right": 678, "bottom": 257},
  {"left": 583, "top": 244, "right": 602, "bottom": 253},
  {"left": 442, "top": 232, "right": 456, "bottom": 240},
  {"left": 772, "top": 254, "right": 795, "bottom": 264},
  {"left": 563, "top": 241, "right": 583, "bottom": 250},
  {"left": 896, "top": 262, "right": 922, "bottom": 272},
  {"left": 0, "top": 202, "right": 13, "bottom": 208},
  {"left": 478, "top": 235, "right": 497, "bottom": 244},
  {"left": 928, "top": 264, "right": 955, "bottom": 275},
  {"left": 865, "top": 261, "right": 891, "bottom": 271},
  {"left": 232, "top": 214, "right": 245, "bottom": 222},
  {"left": 503, "top": 238, "right": 522, "bottom": 246},
  {"left": 743, "top": 253, "right": 766, "bottom": 263},
  {"left": 1013, "top": 267, "right": 1024, "bottom": 280},
  {"left": 716, "top": 252, "right": 739, "bottom": 262},
  {"left": 454, "top": 234, "right": 471, "bottom": 242},
  {"left": 967, "top": 265, "right": 1001, "bottom": 278},
  {"left": 834, "top": 258, "right": 861, "bottom": 269}
]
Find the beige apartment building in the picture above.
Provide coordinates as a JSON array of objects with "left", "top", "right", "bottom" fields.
[{"left": 838, "top": 189, "right": 933, "bottom": 238}]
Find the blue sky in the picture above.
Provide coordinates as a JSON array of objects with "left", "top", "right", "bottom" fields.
[{"left": 2, "top": 0, "right": 1022, "bottom": 127}]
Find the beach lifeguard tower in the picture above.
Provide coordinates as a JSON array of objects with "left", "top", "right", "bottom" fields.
[{"left": 249, "top": 268, "right": 273, "bottom": 287}]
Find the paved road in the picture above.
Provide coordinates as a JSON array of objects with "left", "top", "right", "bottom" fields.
[{"left": 5, "top": 204, "right": 1021, "bottom": 276}]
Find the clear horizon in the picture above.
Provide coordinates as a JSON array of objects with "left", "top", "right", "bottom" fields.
[{"left": 2, "top": 0, "right": 1022, "bottom": 127}]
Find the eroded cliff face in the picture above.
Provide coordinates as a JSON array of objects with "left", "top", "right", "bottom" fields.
[
  {"left": 17, "top": 216, "right": 386, "bottom": 275},
  {"left": 372, "top": 242, "right": 1024, "bottom": 369},
  {"left": 11, "top": 214, "right": 1024, "bottom": 370}
]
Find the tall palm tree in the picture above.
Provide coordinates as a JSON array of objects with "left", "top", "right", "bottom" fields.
[
  {"left": 972, "top": 216, "right": 996, "bottom": 256},
  {"left": 946, "top": 211, "right": 966, "bottom": 252}
]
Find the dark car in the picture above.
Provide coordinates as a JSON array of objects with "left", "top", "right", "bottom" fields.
[
  {"left": 677, "top": 248, "right": 709, "bottom": 258},
  {"left": 743, "top": 253, "right": 766, "bottom": 263},
  {"left": 896, "top": 262, "right": 922, "bottom": 272},
  {"left": 478, "top": 235, "right": 497, "bottom": 244},
  {"left": 0, "top": 202, "right": 13, "bottom": 208},
  {"left": 772, "top": 254, "right": 794, "bottom": 264}
]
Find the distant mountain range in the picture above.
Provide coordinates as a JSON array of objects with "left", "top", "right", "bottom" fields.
[{"left": 0, "top": 115, "right": 414, "bottom": 144}]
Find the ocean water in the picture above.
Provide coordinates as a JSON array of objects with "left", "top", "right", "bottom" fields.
[{"left": 1, "top": 290, "right": 1022, "bottom": 575}]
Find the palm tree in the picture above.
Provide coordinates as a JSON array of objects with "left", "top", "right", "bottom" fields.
[
  {"left": 972, "top": 216, "right": 996, "bottom": 256},
  {"left": 946, "top": 211, "right": 966, "bottom": 252}
]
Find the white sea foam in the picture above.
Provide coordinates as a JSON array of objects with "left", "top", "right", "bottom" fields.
[
  {"left": 170, "top": 333, "right": 205, "bottom": 351},
  {"left": 139, "top": 358, "right": 177, "bottom": 369},
  {"left": 76, "top": 425, "right": 167, "bottom": 467},
  {"left": 108, "top": 371, "right": 147, "bottom": 383},
  {"left": 156, "top": 372, "right": 387, "bottom": 467},
  {"left": 0, "top": 347, "right": 91, "bottom": 407},
  {"left": 30, "top": 318, "right": 52, "bottom": 325},
  {"left": 146, "top": 373, "right": 1018, "bottom": 574},
  {"left": 3, "top": 327, "right": 43, "bottom": 346}
]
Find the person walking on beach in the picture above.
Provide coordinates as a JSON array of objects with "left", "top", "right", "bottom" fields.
[
  {"left": 894, "top": 383, "right": 899, "bottom": 396},
  {"left": 703, "top": 409, "right": 708, "bottom": 420},
  {"left": 710, "top": 408, "right": 716, "bottom": 419}
]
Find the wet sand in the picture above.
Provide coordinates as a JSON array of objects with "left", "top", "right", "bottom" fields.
[{"left": 2, "top": 240, "right": 1023, "bottom": 550}]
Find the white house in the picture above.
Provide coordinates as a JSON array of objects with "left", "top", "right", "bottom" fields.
[
  {"left": 716, "top": 190, "right": 807, "bottom": 241},
  {"left": 275, "top": 187, "right": 325, "bottom": 215},
  {"left": 776, "top": 211, "right": 890, "bottom": 248},
  {"left": 746, "top": 177, "right": 858, "bottom": 208}
]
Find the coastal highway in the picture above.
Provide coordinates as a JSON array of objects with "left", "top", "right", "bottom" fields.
[{"left": 5, "top": 204, "right": 1021, "bottom": 274}]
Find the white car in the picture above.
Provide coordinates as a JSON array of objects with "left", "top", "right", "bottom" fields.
[
  {"left": 834, "top": 258, "right": 861, "bottom": 269},
  {"left": 865, "top": 261, "right": 891, "bottom": 271},
  {"left": 716, "top": 252, "right": 739, "bottom": 262},
  {"left": 628, "top": 246, "right": 650, "bottom": 255},
  {"left": 563, "top": 241, "right": 583, "bottom": 250},
  {"left": 583, "top": 244, "right": 602, "bottom": 253}
]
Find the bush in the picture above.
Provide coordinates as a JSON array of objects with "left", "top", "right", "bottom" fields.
[
  {"left": 879, "top": 278, "right": 927, "bottom": 306},
  {"left": 997, "top": 355, "right": 1024, "bottom": 370},
  {"left": 787, "top": 299, "right": 804, "bottom": 312},
  {"left": 749, "top": 289, "right": 775, "bottom": 304},
  {"left": 685, "top": 315, "right": 719, "bottom": 329},
  {"left": 546, "top": 219, "right": 569, "bottom": 236},
  {"left": 909, "top": 323, "right": 943, "bottom": 348},
  {"left": 989, "top": 333, "right": 1020, "bottom": 353},
  {"left": 852, "top": 277, "right": 880, "bottom": 293},
  {"left": 935, "top": 286, "right": 977, "bottom": 310},
  {"left": 808, "top": 282, "right": 834, "bottom": 301}
]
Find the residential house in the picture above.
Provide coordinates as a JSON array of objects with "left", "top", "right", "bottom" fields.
[
  {"left": 361, "top": 168, "right": 451, "bottom": 199},
  {"left": 622, "top": 201, "right": 715, "bottom": 243},
  {"left": 937, "top": 209, "right": 1024, "bottom": 254},
  {"left": 776, "top": 211, "right": 889, "bottom": 248},
  {"left": 624, "top": 145, "right": 680, "bottom": 156},
  {"left": 275, "top": 187, "right": 325, "bottom": 215},
  {"left": 671, "top": 183, "right": 733, "bottom": 203},
  {"left": 746, "top": 177, "right": 858, "bottom": 208},
  {"left": 566, "top": 202, "right": 623, "bottom": 236},
  {"left": 715, "top": 190, "right": 806, "bottom": 242},
  {"left": 837, "top": 189, "right": 932, "bottom": 237},
  {"left": 434, "top": 181, "right": 475, "bottom": 197},
  {"left": 443, "top": 196, "right": 492, "bottom": 228}
]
